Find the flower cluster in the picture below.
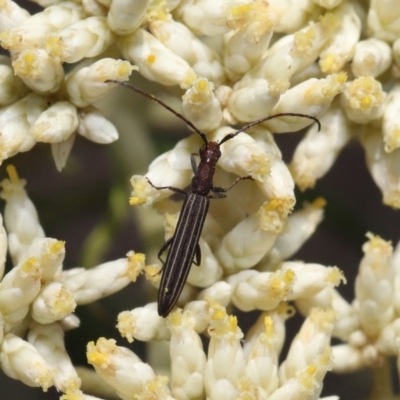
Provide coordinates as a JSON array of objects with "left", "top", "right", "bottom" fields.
[
  {"left": 1, "top": 0, "right": 400, "bottom": 399},
  {"left": 0, "top": 165, "right": 145, "bottom": 395}
]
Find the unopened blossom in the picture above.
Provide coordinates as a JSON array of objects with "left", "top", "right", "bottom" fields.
[
  {"left": 87, "top": 337, "right": 158, "bottom": 400},
  {"left": 290, "top": 100, "right": 353, "bottom": 190},
  {"left": 0, "top": 166, "right": 147, "bottom": 395},
  {"left": 56, "top": 16, "right": 115, "bottom": 63},
  {"left": 382, "top": 84, "right": 400, "bottom": 152},
  {"left": 30, "top": 101, "right": 79, "bottom": 143},
  {"left": 319, "top": 2, "right": 361, "bottom": 73},
  {"left": 352, "top": 38, "right": 392, "bottom": 78},
  {"left": 361, "top": 127, "right": 400, "bottom": 208},
  {"left": 107, "top": 0, "right": 150, "bottom": 35}
]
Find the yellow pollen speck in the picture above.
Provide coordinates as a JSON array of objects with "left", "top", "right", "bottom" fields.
[
  {"left": 319, "top": 54, "right": 336, "bottom": 73},
  {"left": 168, "top": 309, "right": 183, "bottom": 326},
  {"left": 283, "top": 269, "right": 295, "bottom": 284},
  {"left": 147, "top": 54, "right": 156, "bottom": 64},
  {"left": 294, "top": 25, "right": 317, "bottom": 54},
  {"left": 361, "top": 96, "right": 371, "bottom": 108},
  {"left": 328, "top": 266, "right": 346, "bottom": 285},
  {"left": 49, "top": 240, "right": 65, "bottom": 255},
  {"left": 87, "top": 351, "right": 109, "bottom": 366},
  {"left": 21, "top": 257, "right": 39, "bottom": 276},
  {"left": 264, "top": 316, "right": 274, "bottom": 338},
  {"left": 230, "top": 3, "right": 252, "bottom": 17},
  {"left": 129, "top": 196, "right": 146, "bottom": 205},
  {"left": 127, "top": 252, "right": 146, "bottom": 281},
  {"left": 364, "top": 232, "right": 393, "bottom": 256},
  {"left": 144, "top": 264, "right": 161, "bottom": 282},
  {"left": 312, "top": 197, "right": 327, "bottom": 208},
  {"left": 6, "top": 165, "right": 20, "bottom": 184}
]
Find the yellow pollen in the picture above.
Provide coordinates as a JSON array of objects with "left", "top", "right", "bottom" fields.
[
  {"left": 312, "top": 197, "right": 327, "bottom": 208},
  {"left": 147, "top": 54, "right": 156, "bottom": 64},
  {"left": 87, "top": 351, "right": 109, "bottom": 366},
  {"left": 129, "top": 196, "right": 146, "bottom": 205},
  {"left": 6, "top": 165, "right": 20, "bottom": 184},
  {"left": 49, "top": 240, "right": 65, "bottom": 255}
]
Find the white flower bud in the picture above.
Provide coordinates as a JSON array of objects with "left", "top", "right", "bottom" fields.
[
  {"left": 175, "top": 0, "right": 242, "bottom": 36},
  {"left": 82, "top": 0, "right": 109, "bottom": 16},
  {"left": 0, "top": 334, "right": 53, "bottom": 391},
  {"left": 59, "top": 314, "right": 81, "bottom": 331},
  {"left": 261, "top": 198, "right": 325, "bottom": 267},
  {"left": 0, "top": 3, "right": 85, "bottom": 52},
  {"left": 361, "top": 127, "right": 400, "bottom": 208},
  {"left": 227, "top": 269, "right": 295, "bottom": 311},
  {"left": 31, "top": 282, "right": 76, "bottom": 324},
  {"left": 118, "top": 28, "right": 197, "bottom": 88},
  {"left": 264, "top": 73, "right": 346, "bottom": 133},
  {"left": 188, "top": 238, "right": 223, "bottom": 287},
  {"left": 319, "top": 2, "right": 361, "bottom": 73},
  {"left": 129, "top": 136, "right": 196, "bottom": 206},
  {"left": 250, "top": 14, "right": 336, "bottom": 88},
  {"left": 66, "top": 58, "right": 135, "bottom": 107},
  {"left": 267, "top": 0, "right": 320, "bottom": 33},
  {"left": 0, "top": 255, "right": 42, "bottom": 325},
  {"left": 279, "top": 308, "right": 335, "bottom": 383},
  {"left": 331, "top": 344, "right": 363, "bottom": 373},
  {"left": 12, "top": 49, "right": 64, "bottom": 93},
  {"left": 355, "top": 233, "right": 394, "bottom": 337},
  {"left": 352, "top": 38, "right": 392, "bottom": 78},
  {"left": 62, "top": 252, "right": 145, "bottom": 304},
  {"left": 215, "top": 127, "right": 272, "bottom": 182},
  {"left": 272, "top": 348, "right": 332, "bottom": 400},
  {"left": 28, "top": 322, "right": 81, "bottom": 392},
  {"left": 117, "top": 303, "right": 169, "bottom": 343},
  {"left": 78, "top": 106, "right": 119, "bottom": 144},
  {"left": 0, "top": 0, "right": 30, "bottom": 30},
  {"left": 0, "top": 93, "right": 47, "bottom": 162},
  {"left": 30, "top": 101, "right": 79, "bottom": 143},
  {"left": 290, "top": 101, "right": 353, "bottom": 190},
  {"left": 182, "top": 78, "right": 222, "bottom": 131},
  {"left": 149, "top": 7, "right": 225, "bottom": 85},
  {"left": 244, "top": 316, "right": 279, "bottom": 396},
  {"left": 57, "top": 16, "right": 115, "bottom": 63},
  {"left": 87, "top": 338, "right": 156, "bottom": 399},
  {"left": 51, "top": 132, "right": 76, "bottom": 172},
  {"left": 383, "top": 84, "right": 400, "bottom": 152},
  {"left": 368, "top": 0, "right": 400, "bottom": 42},
  {"left": 168, "top": 310, "right": 207, "bottom": 400},
  {"left": 296, "top": 287, "right": 359, "bottom": 342},
  {"left": 228, "top": 79, "right": 280, "bottom": 122},
  {"left": 223, "top": 1, "right": 275, "bottom": 80},
  {"left": 282, "top": 262, "right": 345, "bottom": 300},
  {"left": 205, "top": 306, "right": 245, "bottom": 400},
  {"left": 107, "top": 0, "right": 150, "bottom": 35},
  {"left": 198, "top": 281, "right": 232, "bottom": 307},
  {"left": 0, "top": 59, "right": 30, "bottom": 106},
  {"left": 216, "top": 213, "right": 277, "bottom": 273},
  {"left": 376, "top": 318, "right": 400, "bottom": 356},
  {"left": 341, "top": 76, "right": 386, "bottom": 124},
  {"left": 244, "top": 304, "right": 294, "bottom": 359},
  {"left": 0, "top": 166, "right": 45, "bottom": 262},
  {"left": 20, "top": 238, "right": 65, "bottom": 281}
]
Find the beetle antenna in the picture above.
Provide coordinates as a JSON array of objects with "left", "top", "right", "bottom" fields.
[
  {"left": 106, "top": 80, "right": 208, "bottom": 144},
  {"left": 219, "top": 113, "right": 321, "bottom": 145}
]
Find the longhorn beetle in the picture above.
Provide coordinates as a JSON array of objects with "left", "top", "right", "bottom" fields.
[{"left": 107, "top": 80, "right": 321, "bottom": 317}]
